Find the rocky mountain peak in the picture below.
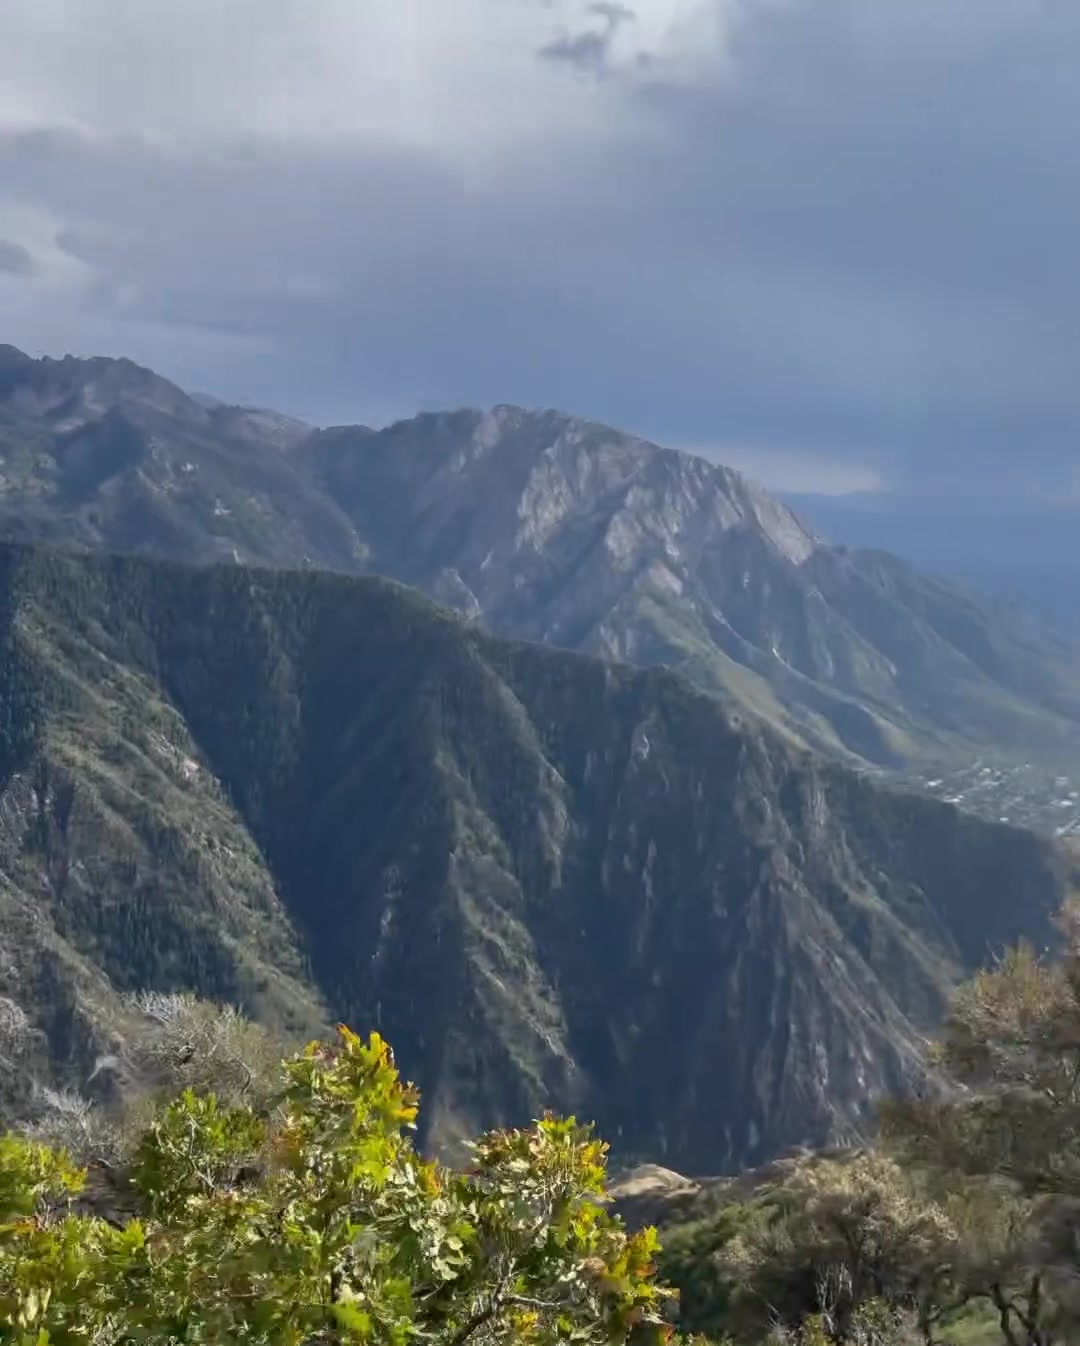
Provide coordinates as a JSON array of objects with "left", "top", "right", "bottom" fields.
[
  {"left": 1, "top": 343, "right": 1080, "bottom": 778},
  {"left": 306, "top": 404, "right": 1080, "bottom": 771},
  {"left": 0, "top": 346, "right": 207, "bottom": 434},
  {"left": 350, "top": 403, "right": 820, "bottom": 584}
]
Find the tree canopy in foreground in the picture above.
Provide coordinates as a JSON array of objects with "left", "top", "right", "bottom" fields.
[{"left": 0, "top": 1024, "right": 675, "bottom": 1346}]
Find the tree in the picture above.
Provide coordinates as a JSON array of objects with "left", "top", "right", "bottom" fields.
[
  {"left": 711, "top": 1153, "right": 958, "bottom": 1346},
  {"left": 18, "top": 990, "right": 290, "bottom": 1168},
  {"left": 0, "top": 1024, "right": 675, "bottom": 1345},
  {"left": 118, "top": 990, "right": 288, "bottom": 1108},
  {"left": 882, "top": 912, "right": 1080, "bottom": 1346},
  {"left": 883, "top": 938, "right": 1080, "bottom": 1199}
]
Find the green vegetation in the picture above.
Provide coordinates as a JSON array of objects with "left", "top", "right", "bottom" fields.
[
  {"left": 627, "top": 904, "right": 1080, "bottom": 1346},
  {"left": 13, "top": 913, "right": 1080, "bottom": 1346},
  {"left": 0, "top": 540, "right": 1073, "bottom": 1176},
  {"left": 0, "top": 1023, "right": 675, "bottom": 1344}
]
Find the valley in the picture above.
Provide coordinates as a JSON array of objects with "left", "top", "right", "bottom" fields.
[
  {"left": 0, "top": 343, "right": 1078, "bottom": 1180},
  {"left": 3, "top": 342, "right": 1080, "bottom": 1346},
  {"left": 0, "top": 540, "right": 1074, "bottom": 1174},
  {"left": 895, "top": 758, "right": 1080, "bottom": 837},
  {"left": 8, "top": 11, "right": 1080, "bottom": 1340}
]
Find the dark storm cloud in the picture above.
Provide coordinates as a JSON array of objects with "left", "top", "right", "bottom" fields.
[
  {"left": 0, "top": 238, "right": 35, "bottom": 276},
  {"left": 4, "top": 1, "right": 1080, "bottom": 496},
  {"left": 539, "top": 1, "right": 636, "bottom": 73},
  {"left": 539, "top": 29, "right": 613, "bottom": 71}
]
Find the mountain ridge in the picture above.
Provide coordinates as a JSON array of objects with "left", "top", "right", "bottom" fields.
[
  {"left": 0, "top": 538, "right": 1073, "bottom": 1169},
  {"left": 1, "top": 344, "right": 1078, "bottom": 784}
]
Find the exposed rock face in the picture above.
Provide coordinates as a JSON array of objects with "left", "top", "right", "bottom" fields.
[
  {"left": 3, "top": 346, "right": 1079, "bottom": 776},
  {"left": 0, "top": 344, "right": 364, "bottom": 574},
  {"left": 307, "top": 408, "right": 1080, "bottom": 771},
  {"left": 0, "top": 543, "right": 1072, "bottom": 1169}
]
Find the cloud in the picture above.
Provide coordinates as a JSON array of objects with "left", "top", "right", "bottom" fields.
[
  {"left": 690, "top": 444, "right": 890, "bottom": 497},
  {"left": 0, "top": 238, "right": 34, "bottom": 276},
  {"left": 1, "top": 0, "right": 1078, "bottom": 496},
  {"left": 590, "top": 2, "right": 638, "bottom": 21},
  {"left": 0, "top": 1, "right": 638, "bottom": 148},
  {"left": 539, "top": 2, "right": 638, "bottom": 73},
  {"left": 539, "top": 30, "right": 616, "bottom": 73}
]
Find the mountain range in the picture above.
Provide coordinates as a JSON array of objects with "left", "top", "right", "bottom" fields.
[
  {"left": 2, "top": 343, "right": 1079, "bottom": 779},
  {"left": 4, "top": 342, "right": 1080, "bottom": 1175},
  {"left": 788, "top": 490, "right": 1080, "bottom": 636},
  {"left": 0, "top": 540, "right": 1072, "bottom": 1174}
]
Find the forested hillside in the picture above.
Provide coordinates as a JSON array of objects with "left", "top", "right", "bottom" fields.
[{"left": 0, "top": 541, "right": 1072, "bottom": 1171}]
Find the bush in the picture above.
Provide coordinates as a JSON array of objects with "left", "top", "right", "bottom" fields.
[{"left": 0, "top": 1024, "right": 676, "bottom": 1345}]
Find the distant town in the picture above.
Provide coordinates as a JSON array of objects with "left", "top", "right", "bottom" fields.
[{"left": 897, "top": 760, "right": 1080, "bottom": 837}]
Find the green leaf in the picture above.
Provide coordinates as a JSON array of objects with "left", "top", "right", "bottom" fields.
[{"left": 331, "top": 1301, "right": 373, "bottom": 1338}]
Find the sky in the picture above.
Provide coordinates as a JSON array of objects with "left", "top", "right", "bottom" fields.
[{"left": 1, "top": 0, "right": 1078, "bottom": 498}]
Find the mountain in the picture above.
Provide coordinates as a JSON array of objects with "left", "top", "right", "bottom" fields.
[
  {"left": 0, "top": 540, "right": 1072, "bottom": 1170},
  {"left": 0, "top": 344, "right": 362, "bottom": 573},
  {"left": 787, "top": 490, "right": 1080, "bottom": 635},
  {"left": 306, "top": 409, "right": 1080, "bottom": 771},
  {"left": 1, "top": 345, "right": 1078, "bottom": 781}
]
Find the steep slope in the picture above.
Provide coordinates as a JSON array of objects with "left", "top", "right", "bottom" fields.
[
  {"left": 0, "top": 558, "right": 330, "bottom": 1120},
  {"left": 0, "top": 543, "right": 1071, "bottom": 1169},
  {"left": 307, "top": 408, "right": 1080, "bottom": 771},
  {"left": 787, "top": 490, "right": 1080, "bottom": 635},
  {"left": 1, "top": 346, "right": 1077, "bottom": 778},
  {"left": 0, "top": 344, "right": 363, "bottom": 572}
]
